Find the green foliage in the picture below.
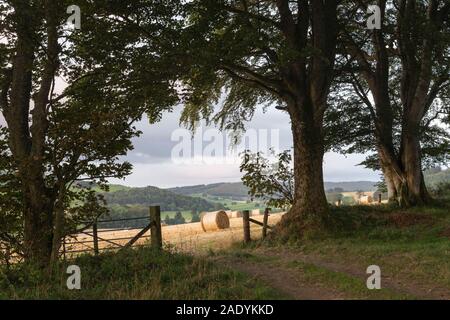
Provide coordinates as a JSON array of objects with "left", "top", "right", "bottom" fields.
[
  {"left": 326, "top": 193, "right": 344, "bottom": 204},
  {"left": 103, "top": 186, "right": 219, "bottom": 211},
  {"left": 240, "top": 149, "right": 294, "bottom": 209},
  {"left": 178, "top": 0, "right": 288, "bottom": 134},
  {"left": 190, "top": 210, "right": 201, "bottom": 223},
  {"left": 191, "top": 211, "right": 201, "bottom": 223},
  {"left": 169, "top": 182, "right": 250, "bottom": 198},
  {"left": 164, "top": 211, "right": 186, "bottom": 226},
  {"left": 97, "top": 186, "right": 222, "bottom": 228},
  {"left": 0, "top": 247, "right": 284, "bottom": 299}
]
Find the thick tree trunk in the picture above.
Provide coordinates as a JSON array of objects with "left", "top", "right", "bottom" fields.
[
  {"left": 377, "top": 140, "right": 400, "bottom": 204},
  {"left": 377, "top": 132, "right": 430, "bottom": 207},
  {"left": 277, "top": 101, "right": 329, "bottom": 238},
  {"left": 400, "top": 125, "right": 430, "bottom": 206},
  {"left": 381, "top": 164, "right": 397, "bottom": 203}
]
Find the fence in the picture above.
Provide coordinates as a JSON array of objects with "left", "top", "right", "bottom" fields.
[
  {"left": 60, "top": 205, "right": 275, "bottom": 258},
  {"left": 61, "top": 205, "right": 162, "bottom": 259},
  {"left": 242, "top": 208, "right": 273, "bottom": 243}
]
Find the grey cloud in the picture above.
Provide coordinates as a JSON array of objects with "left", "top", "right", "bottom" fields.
[{"left": 129, "top": 104, "right": 294, "bottom": 165}]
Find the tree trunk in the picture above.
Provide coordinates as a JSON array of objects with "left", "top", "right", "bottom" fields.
[
  {"left": 381, "top": 164, "right": 397, "bottom": 203},
  {"left": 3, "top": 1, "right": 60, "bottom": 267},
  {"left": 377, "top": 132, "right": 430, "bottom": 207},
  {"left": 50, "top": 190, "right": 65, "bottom": 269},
  {"left": 23, "top": 186, "right": 53, "bottom": 267},
  {"left": 277, "top": 100, "right": 329, "bottom": 238},
  {"left": 400, "top": 124, "right": 430, "bottom": 206}
]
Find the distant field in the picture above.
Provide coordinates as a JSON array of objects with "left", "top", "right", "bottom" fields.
[{"left": 190, "top": 193, "right": 264, "bottom": 211}]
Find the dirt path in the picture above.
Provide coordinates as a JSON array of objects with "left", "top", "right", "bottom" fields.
[
  {"left": 215, "top": 255, "right": 345, "bottom": 300},
  {"left": 214, "top": 248, "right": 450, "bottom": 300},
  {"left": 260, "top": 247, "right": 450, "bottom": 300}
]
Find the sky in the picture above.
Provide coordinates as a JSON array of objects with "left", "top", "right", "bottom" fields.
[
  {"left": 108, "top": 104, "right": 380, "bottom": 188},
  {"left": 0, "top": 84, "right": 380, "bottom": 189}
]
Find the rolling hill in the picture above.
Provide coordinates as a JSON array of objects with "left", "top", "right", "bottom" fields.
[
  {"left": 102, "top": 186, "right": 223, "bottom": 212},
  {"left": 168, "top": 181, "right": 379, "bottom": 198},
  {"left": 167, "top": 169, "right": 450, "bottom": 198}
]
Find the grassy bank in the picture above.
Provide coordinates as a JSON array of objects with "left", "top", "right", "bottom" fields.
[
  {"left": 298, "top": 202, "right": 450, "bottom": 289},
  {"left": 0, "top": 247, "right": 285, "bottom": 300},
  {"left": 217, "top": 200, "right": 450, "bottom": 299}
]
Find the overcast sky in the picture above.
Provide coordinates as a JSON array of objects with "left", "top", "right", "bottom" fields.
[
  {"left": 108, "top": 104, "right": 380, "bottom": 188},
  {"left": 0, "top": 95, "right": 381, "bottom": 188}
]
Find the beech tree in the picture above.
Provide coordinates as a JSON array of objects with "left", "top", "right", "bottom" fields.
[
  {"left": 329, "top": 0, "right": 450, "bottom": 206},
  {"left": 179, "top": 0, "right": 339, "bottom": 236}
]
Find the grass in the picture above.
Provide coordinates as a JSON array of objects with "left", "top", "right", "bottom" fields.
[
  {"left": 215, "top": 199, "right": 450, "bottom": 299},
  {"left": 191, "top": 193, "right": 264, "bottom": 211},
  {"left": 3, "top": 197, "right": 448, "bottom": 300},
  {"left": 285, "top": 260, "right": 413, "bottom": 299},
  {"left": 0, "top": 246, "right": 285, "bottom": 300},
  {"left": 267, "top": 201, "right": 450, "bottom": 291}
]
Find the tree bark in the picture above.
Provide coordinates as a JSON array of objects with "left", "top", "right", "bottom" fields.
[
  {"left": 277, "top": 99, "right": 329, "bottom": 237},
  {"left": 23, "top": 191, "right": 54, "bottom": 267},
  {"left": 400, "top": 122, "right": 430, "bottom": 205},
  {"left": 2, "top": 1, "right": 60, "bottom": 267}
]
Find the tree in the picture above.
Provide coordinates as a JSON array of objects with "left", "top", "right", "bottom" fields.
[
  {"left": 180, "top": 0, "right": 339, "bottom": 236},
  {"left": 0, "top": 0, "right": 182, "bottom": 267},
  {"left": 326, "top": 192, "right": 344, "bottom": 204},
  {"left": 330, "top": 0, "right": 450, "bottom": 206},
  {"left": 240, "top": 149, "right": 294, "bottom": 209},
  {"left": 174, "top": 211, "right": 186, "bottom": 225},
  {"left": 191, "top": 211, "right": 201, "bottom": 223}
]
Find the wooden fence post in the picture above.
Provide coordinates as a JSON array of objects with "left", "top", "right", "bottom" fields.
[
  {"left": 93, "top": 221, "right": 99, "bottom": 256},
  {"left": 62, "top": 237, "right": 67, "bottom": 261},
  {"left": 378, "top": 193, "right": 382, "bottom": 204},
  {"left": 337, "top": 199, "right": 342, "bottom": 206},
  {"left": 243, "top": 210, "right": 251, "bottom": 243},
  {"left": 150, "top": 206, "right": 162, "bottom": 249},
  {"left": 262, "top": 208, "right": 270, "bottom": 239}
]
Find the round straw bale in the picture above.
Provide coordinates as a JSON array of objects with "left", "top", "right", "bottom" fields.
[
  {"left": 229, "top": 211, "right": 242, "bottom": 218},
  {"left": 200, "top": 211, "right": 230, "bottom": 232}
]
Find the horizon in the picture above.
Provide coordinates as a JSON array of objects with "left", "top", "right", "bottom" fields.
[{"left": 106, "top": 178, "right": 382, "bottom": 189}]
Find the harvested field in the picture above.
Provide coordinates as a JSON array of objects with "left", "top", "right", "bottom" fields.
[{"left": 66, "top": 212, "right": 285, "bottom": 255}]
